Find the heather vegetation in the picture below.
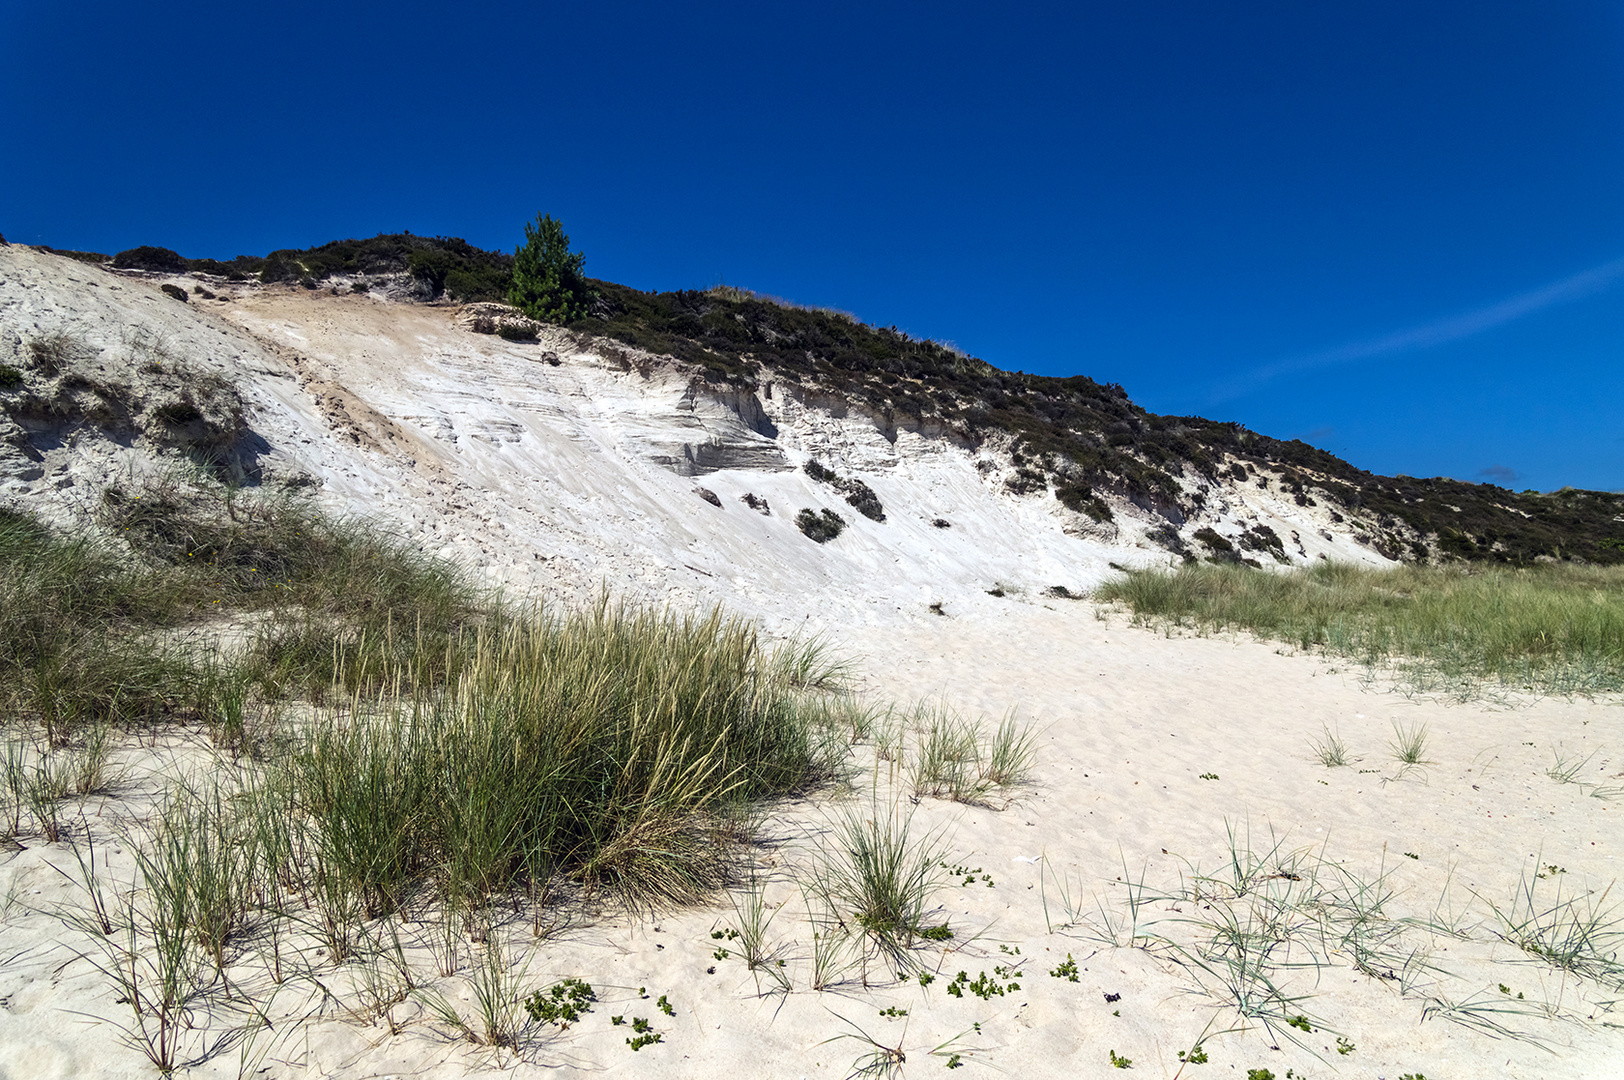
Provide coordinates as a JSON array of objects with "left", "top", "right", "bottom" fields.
[
  {"left": 104, "top": 234, "right": 514, "bottom": 300},
  {"left": 78, "top": 223, "right": 1624, "bottom": 564},
  {"left": 1097, "top": 560, "right": 1624, "bottom": 697}
]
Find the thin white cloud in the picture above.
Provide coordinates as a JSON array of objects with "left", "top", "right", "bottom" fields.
[{"left": 1207, "top": 254, "right": 1624, "bottom": 404}]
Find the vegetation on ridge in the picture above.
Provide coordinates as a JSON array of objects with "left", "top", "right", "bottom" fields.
[{"left": 48, "top": 223, "right": 1624, "bottom": 565}]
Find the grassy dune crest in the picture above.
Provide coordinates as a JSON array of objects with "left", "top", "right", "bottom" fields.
[{"left": 1096, "top": 560, "right": 1624, "bottom": 696}]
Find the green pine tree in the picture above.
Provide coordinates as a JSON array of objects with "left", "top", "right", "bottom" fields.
[{"left": 508, "top": 213, "right": 593, "bottom": 324}]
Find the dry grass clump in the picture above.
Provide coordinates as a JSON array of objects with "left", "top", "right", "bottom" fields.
[
  {"left": 1096, "top": 560, "right": 1624, "bottom": 697},
  {"left": 907, "top": 704, "right": 1037, "bottom": 805},
  {"left": 284, "top": 600, "right": 850, "bottom": 921},
  {"left": 0, "top": 472, "right": 480, "bottom": 739}
]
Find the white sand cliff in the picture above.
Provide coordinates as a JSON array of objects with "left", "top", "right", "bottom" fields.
[{"left": 0, "top": 246, "right": 1618, "bottom": 1079}]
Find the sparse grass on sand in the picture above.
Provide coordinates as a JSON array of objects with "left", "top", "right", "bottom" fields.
[
  {"left": 1095, "top": 560, "right": 1624, "bottom": 697},
  {"left": 1, "top": 471, "right": 480, "bottom": 738},
  {"left": 6, "top": 471, "right": 887, "bottom": 1071}
]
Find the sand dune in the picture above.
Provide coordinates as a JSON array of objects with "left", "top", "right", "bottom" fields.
[{"left": 1, "top": 248, "right": 1619, "bottom": 1078}]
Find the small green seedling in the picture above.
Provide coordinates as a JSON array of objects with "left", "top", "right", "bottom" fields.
[
  {"left": 1178, "top": 1045, "right": 1209, "bottom": 1064},
  {"left": 943, "top": 861, "right": 994, "bottom": 887},
  {"left": 1336, "top": 1035, "right": 1355, "bottom": 1055},
  {"left": 657, "top": 994, "right": 674, "bottom": 1017},
  {"left": 944, "top": 967, "right": 1022, "bottom": 1000},
  {"left": 1498, "top": 983, "right": 1525, "bottom": 999},
  {"left": 1109, "top": 1049, "right": 1133, "bottom": 1068},
  {"left": 711, "top": 928, "right": 739, "bottom": 940},
  {"left": 999, "top": 944, "right": 1021, "bottom": 955},
  {"left": 919, "top": 924, "right": 954, "bottom": 941},
  {"left": 713, "top": 948, "right": 731, "bottom": 960},
  {"left": 626, "top": 1016, "right": 663, "bottom": 1050},
  {"left": 1246, "top": 1071, "right": 1274, "bottom": 1080},
  {"left": 1286, "top": 1015, "right": 1312, "bottom": 1033},
  {"left": 611, "top": 1015, "right": 625, "bottom": 1025},
  {"left": 918, "top": 971, "right": 936, "bottom": 988},
  {"left": 879, "top": 1006, "right": 908, "bottom": 1018},
  {"left": 945, "top": 1053, "right": 964, "bottom": 1068},
  {"left": 1198, "top": 772, "right": 1220, "bottom": 781},
  {"left": 1049, "top": 954, "right": 1080, "bottom": 982},
  {"left": 1404, "top": 852, "right": 1419, "bottom": 860}
]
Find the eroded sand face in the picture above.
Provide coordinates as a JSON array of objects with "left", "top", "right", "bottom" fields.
[{"left": 1, "top": 249, "right": 1619, "bottom": 1078}]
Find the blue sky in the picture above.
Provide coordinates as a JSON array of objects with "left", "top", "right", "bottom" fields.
[{"left": 4, "top": 2, "right": 1622, "bottom": 492}]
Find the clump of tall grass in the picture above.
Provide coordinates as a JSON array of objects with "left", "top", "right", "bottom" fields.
[
  {"left": 1387, "top": 721, "right": 1432, "bottom": 767},
  {"left": 1307, "top": 726, "right": 1351, "bottom": 768},
  {"left": 1096, "top": 560, "right": 1624, "bottom": 697},
  {"left": 1485, "top": 867, "right": 1624, "bottom": 990},
  {"left": 280, "top": 600, "right": 850, "bottom": 916},
  {"left": 908, "top": 705, "right": 1036, "bottom": 805},
  {"left": 808, "top": 801, "right": 948, "bottom": 973}
]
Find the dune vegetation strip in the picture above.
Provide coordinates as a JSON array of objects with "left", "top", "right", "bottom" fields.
[{"left": 1096, "top": 560, "right": 1624, "bottom": 698}]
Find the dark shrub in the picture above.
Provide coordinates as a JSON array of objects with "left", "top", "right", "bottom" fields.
[
  {"left": 0, "top": 364, "right": 22, "bottom": 388},
  {"left": 796, "top": 508, "right": 846, "bottom": 543},
  {"left": 159, "top": 283, "right": 189, "bottom": 302},
  {"left": 444, "top": 265, "right": 512, "bottom": 302},
  {"left": 804, "top": 459, "right": 885, "bottom": 521},
  {"left": 112, "top": 245, "right": 187, "bottom": 272},
  {"left": 1056, "top": 482, "right": 1115, "bottom": 522},
  {"left": 259, "top": 251, "right": 303, "bottom": 283},
  {"left": 152, "top": 400, "right": 203, "bottom": 425},
  {"left": 1004, "top": 466, "right": 1047, "bottom": 495},
  {"left": 842, "top": 480, "right": 885, "bottom": 522},
  {"left": 497, "top": 322, "right": 537, "bottom": 342},
  {"left": 1193, "top": 527, "right": 1233, "bottom": 553},
  {"left": 48, "top": 248, "right": 111, "bottom": 265},
  {"left": 742, "top": 493, "right": 771, "bottom": 514},
  {"left": 406, "top": 249, "right": 451, "bottom": 294},
  {"left": 694, "top": 486, "right": 721, "bottom": 507},
  {"left": 1237, "top": 523, "right": 1286, "bottom": 561}
]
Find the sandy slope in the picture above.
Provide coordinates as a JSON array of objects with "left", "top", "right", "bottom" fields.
[{"left": 1, "top": 249, "right": 1620, "bottom": 1078}]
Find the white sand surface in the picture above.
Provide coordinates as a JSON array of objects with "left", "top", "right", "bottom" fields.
[
  {"left": 2, "top": 602, "right": 1619, "bottom": 1079},
  {"left": 1, "top": 248, "right": 1620, "bottom": 1078}
]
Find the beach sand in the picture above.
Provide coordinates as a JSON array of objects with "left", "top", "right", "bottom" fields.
[{"left": 2, "top": 599, "right": 1619, "bottom": 1079}]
